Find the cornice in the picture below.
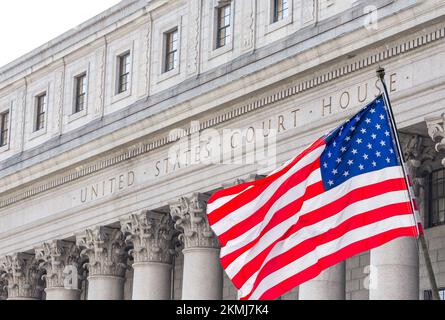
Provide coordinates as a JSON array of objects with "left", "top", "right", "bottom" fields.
[{"left": 0, "top": 24, "right": 443, "bottom": 210}]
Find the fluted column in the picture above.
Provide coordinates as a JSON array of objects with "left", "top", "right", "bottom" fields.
[
  {"left": 0, "top": 253, "right": 43, "bottom": 300},
  {"left": 170, "top": 193, "right": 223, "bottom": 300},
  {"left": 370, "top": 134, "right": 423, "bottom": 300},
  {"left": 76, "top": 226, "right": 127, "bottom": 300},
  {"left": 35, "top": 240, "right": 81, "bottom": 300},
  {"left": 121, "top": 211, "right": 178, "bottom": 300},
  {"left": 299, "top": 262, "right": 346, "bottom": 300}
]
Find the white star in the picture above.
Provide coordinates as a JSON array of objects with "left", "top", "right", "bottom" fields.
[
  {"left": 360, "top": 128, "right": 367, "bottom": 134},
  {"left": 372, "top": 161, "right": 377, "bottom": 167},
  {"left": 352, "top": 149, "right": 358, "bottom": 155},
  {"left": 385, "top": 130, "right": 390, "bottom": 137},
  {"left": 345, "top": 136, "right": 351, "bottom": 142},
  {"left": 371, "top": 133, "right": 377, "bottom": 140},
  {"left": 328, "top": 152, "right": 332, "bottom": 158},
  {"left": 370, "top": 108, "right": 376, "bottom": 114},
  {"left": 328, "top": 180, "right": 334, "bottom": 186},
  {"left": 323, "top": 162, "right": 328, "bottom": 168},
  {"left": 343, "top": 171, "right": 350, "bottom": 177},
  {"left": 363, "top": 154, "right": 369, "bottom": 160},
  {"left": 390, "top": 148, "right": 394, "bottom": 154},
  {"left": 347, "top": 159, "right": 354, "bottom": 166},
  {"left": 375, "top": 124, "right": 381, "bottom": 130},
  {"left": 386, "top": 157, "right": 391, "bottom": 163},
  {"left": 367, "top": 143, "right": 373, "bottom": 150},
  {"left": 376, "top": 151, "right": 381, "bottom": 157},
  {"left": 376, "top": 99, "right": 381, "bottom": 103},
  {"left": 365, "top": 118, "right": 371, "bottom": 124},
  {"left": 355, "top": 116, "right": 361, "bottom": 122},
  {"left": 341, "top": 147, "right": 347, "bottom": 153},
  {"left": 380, "top": 140, "right": 386, "bottom": 147},
  {"left": 350, "top": 126, "right": 356, "bottom": 132},
  {"left": 379, "top": 114, "right": 385, "bottom": 120},
  {"left": 333, "top": 141, "right": 337, "bottom": 147},
  {"left": 332, "top": 169, "right": 338, "bottom": 175},
  {"left": 356, "top": 138, "right": 363, "bottom": 144},
  {"left": 358, "top": 164, "right": 364, "bottom": 170},
  {"left": 336, "top": 158, "right": 342, "bottom": 164}
]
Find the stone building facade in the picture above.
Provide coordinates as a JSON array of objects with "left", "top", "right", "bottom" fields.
[{"left": 0, "top": 0, "right": 445, "bottom": 300}]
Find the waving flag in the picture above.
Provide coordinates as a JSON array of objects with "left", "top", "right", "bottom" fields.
[{"left": 206, "top": 95, "right": 420, "bottom": 300}]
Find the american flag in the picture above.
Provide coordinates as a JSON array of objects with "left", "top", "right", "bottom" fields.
[{"left": 206, "top": 95, "right": 420, "bottom": 300}]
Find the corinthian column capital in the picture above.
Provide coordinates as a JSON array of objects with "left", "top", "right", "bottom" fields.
[
  {"left": 121, "top": 211, "right": 179, "bottom": 264},
  {"left": 170, "top": 193, "right": 219, "bottom": 249},
  {"left": 0, "top": 253, "right": 43, "bottom": 300},
  {"left": 76, "top": 226, "right": 127, "bottom": 278},
  {"left": 35, "top": 240, "right": 81, "bottom": 289},
  {"left": 426, "top": 113, "right": 445, "bottom": 151}
]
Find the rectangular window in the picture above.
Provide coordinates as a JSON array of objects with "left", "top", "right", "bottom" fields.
[
  {"left": 429, "top": 168, "right": 445, "bottom": 227},
  {"left": 117, "top": 52, "right": 131, "bottom": 94},
  {"left": 424, "top": 288, "right": 445, "bottom": 300},
  {"left": 0, "top": 110, "right": 9, "bottom": 147},
  {"left": 35, "top": 93, "right": 47, "bottom": 132},
  {"left": 164, "top": 28, "right": 178, "bottom": 73},
  {"left": 216, "top": 4, "right": 231, "bottom": 49},
  {"left": 74, "top": 73, "right": 87, "bottom": 113},
  {"left": 273, "top": 0, "right": 289, "bottom": 22}
]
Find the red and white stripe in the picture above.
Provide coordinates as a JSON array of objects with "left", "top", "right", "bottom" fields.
[{"left": 207, "top": 138, "right": 419, "bottom": 300}]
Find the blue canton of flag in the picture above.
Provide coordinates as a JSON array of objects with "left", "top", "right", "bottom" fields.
[{"left": 320, "top": 95, "right": 399, "bottom": 190}]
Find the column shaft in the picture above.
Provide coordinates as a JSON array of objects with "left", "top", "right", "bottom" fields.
[
  {"left": 298, "top": 262, "right": 346, "bottom": 300},
  {"left": 132, "top": 262, "right": 172, "bottom": 300},
  {"left": 182, "top": 248, "right": 223, "bottom": 300},
  {"left": 370, "top": 237, "right": 419, "bottom": 300}
]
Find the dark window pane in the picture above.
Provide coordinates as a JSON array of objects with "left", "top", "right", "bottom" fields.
[
  {"left": 0, "top": 111, "right": 9, "bottom": 147},
  {"left": 165, "top": 29, "right": 178, "bottom": 72},
  {"left": 118, "top": 53, "right": 131, "bottom": 94},
  {"left": 429, "top": 168, "right": 445, "bottom": 227},
  {"left": 75, "top": 73, "right": 87, "bottom": 113},
  {"left": 216, "top": 4, "right": 231, "bottom": 49},
  {"left": 35, "top": 94, "right": 46, "bottom": 131}
]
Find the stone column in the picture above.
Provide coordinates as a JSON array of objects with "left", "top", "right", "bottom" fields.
[
  {"left": 170, "top": 193, "right": 223, "bottom": 300},
  {"left": 77, "top": 226, "right": 128, "bottom": 300},
  {"left": 35, "top": 240, "right": 81, "bottom": 300},
  {"left": 299, "top": 262, "right": 346, "bottom": 300},
  {"left": 121, "top": 211, "right": 178, "bottom": 300},
  {"left": 370, "top": 134, "right": 423, "bottom": 300},
  {"left": 0, "top": 253, "right": 43, "bottom": 300},
  {"left": 0, "top": 274, "right": 8, "bottom": 300}
]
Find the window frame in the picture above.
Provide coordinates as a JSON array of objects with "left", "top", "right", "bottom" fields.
[
  {"left": 0, "top": 109, "right": 10, "bottom": 148},
  {"left": 74, "top": 72, "right": 87, "bottom": 114},
  {"left": 265, "top": 0, "right": 293, "bottom": 34},
  {"left": 216, "top": 3, "right": 232, "bottom": 49},
  {"left": 428, "top": 168, "right": 445, "bottom": 228},
  {"left": 163, "top": 28, "right": 179, "bottom": 73},
  {"left": 117, "top": 51, "right": 131, "bottom": 95},
  {"left": 34, "top": 92, "right": 47, "bottom": 132},
  {"left": 273, "top": 0, "right": 289, "bottom": 23}
]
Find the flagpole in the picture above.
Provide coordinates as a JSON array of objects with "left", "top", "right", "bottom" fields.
[{"left": 376, "top": 67, "right": 440, "bottom": 301}]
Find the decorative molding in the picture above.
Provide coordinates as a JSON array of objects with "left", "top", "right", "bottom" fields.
[
  {"left": 34, "top": 240, "right": 81, "bottom": 289},
  {"left": 241, "top": 0, "right": 256, "bottom": 52},
  {"left": 302, "top": 0, "right": 318, "bottom": 24},
  {"left": 0, "top": 253, "right": 43, "bottom": 300},
  {"left": 169, "top": 193, "right": 219, "bottom": 249},
  {"left": 187, "top": 0, "right": 202, "bottom": 76},
  {"left": 0, "top": 25, "right": 445, "bottom": 209},
  {"left": 121, "top": 211, "right": 179, "bottom": 264},
  {"left": 54, "top": 67, "right": 65, "bottom": 135},
  {"left": 76, "top": 226, "right": 127, "bottom": 277}
]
